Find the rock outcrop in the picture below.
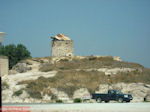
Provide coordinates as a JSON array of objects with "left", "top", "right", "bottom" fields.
[
  {"left": 2, "top": 78, "right": 150, "bottom": 103},
  {"left": 12, "top": 63, "right": 32, "bottom": 73},
  {"left": 2, "top": 56, "right": 150, "bottom": 103},
  {"left": 73, "top": 88, "right": 91, "bottom": 100}
]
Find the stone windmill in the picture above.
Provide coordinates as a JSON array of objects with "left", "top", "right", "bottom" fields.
[{"left": 50, "top": 34, "right": 74, "bottom": 57}]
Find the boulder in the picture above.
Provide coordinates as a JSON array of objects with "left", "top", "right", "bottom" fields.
[
  {"left": 144, "top": 90, "right": 150, "bottom": 102},
  {"left": 9, "top": 70, "right": 18, "bottom": 75},
  {"left": 19, "top": 90, "right": 30, "bottom": 99},
  {"left": 73, "top": 88, "right": 91, "bottom": 100},
  {"left": 51, "top": 88, "right": 70, "bottom": 102},
  {"left": 42, "top": 94, "right": 51, "bottom": 101},
  {"left": 12, "top": 63, "right": 32, "bottom": 73}
]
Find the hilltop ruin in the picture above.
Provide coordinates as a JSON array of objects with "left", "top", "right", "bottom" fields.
[{"left": 51, "top": 34, "right": 74, "bottom": 57}]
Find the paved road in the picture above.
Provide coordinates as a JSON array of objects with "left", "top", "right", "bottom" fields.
[{"left": 3, "top": 103, "right": 150, "bottom": 112}]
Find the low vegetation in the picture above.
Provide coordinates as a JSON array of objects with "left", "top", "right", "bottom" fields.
[
  {"left": 19, "top": 70, "right": 107, "bottom": 98},
  {"left": 2, "top": 82, "right": 9, "bottom": 90},
  {"left": 111, "top": 68, "right": 150, "bottom": 84},
  {"left": 13, "top": 89, "right": 23, "bottom": 96},
  {"left": 18, "top": 68, "right": 150, "bottom": 99},
  {"left": 56, "top": 99, "right": 63, "bottom": 103},
  {"left": 0, "top": 44, "right": 31, "bottom": 68},
  {"left": 39, "top": 56, "right": 143, "bottom": 72},
  {"left": 74, "top": 98, "right": 82, "bottom": 103}
]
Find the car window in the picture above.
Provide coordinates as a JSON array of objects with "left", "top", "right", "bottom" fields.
[
  {"left": 110, "top": 90, "right": 115, "bottom": 94},
  {"left": 116, "top": 90, "right": 122, "bottom": 94}
]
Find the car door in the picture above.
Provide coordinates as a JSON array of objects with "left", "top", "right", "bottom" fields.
[{"left": 109, "top": 90, "right": 116, "bottom": 100}]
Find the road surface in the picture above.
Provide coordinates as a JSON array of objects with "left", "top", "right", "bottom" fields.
[{"left": 2, "top": 103, "right": 150, "bottom": 112}]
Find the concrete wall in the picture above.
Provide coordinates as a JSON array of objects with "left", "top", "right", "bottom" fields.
[
  {"left": 51, "top": 40, "right": 74, "bottom": 57},
  {"left": 0, "top": 56, "right": 9, "bottom": 76}
]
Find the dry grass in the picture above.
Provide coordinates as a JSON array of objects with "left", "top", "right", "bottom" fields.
[
  {"left": 39, "top": 56, "right": 143, "bottom": 72},
  {"left": 18, "top": 56, "right": 149, "bottom": 99},
  {"left": 19, "top": 68, "right": 150, "bottom": 99},
  {"left": 19, "top": 70, "right": 107, "bottom": 97},
  {"left": 111, "top": 68, "right": 150, "bottom": 84}
]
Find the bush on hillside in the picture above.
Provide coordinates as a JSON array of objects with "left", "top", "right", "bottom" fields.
[
  {"left": 56, "top": 99, "right": 63, "bottom": 103},
  {"left": 13, "top": 89, "right": 23, "bottom": 96},
  {"left": 74, "top": 98, "right": 82, "bottom": 103},
  {"left": 0, "top": 44, "right": 31, "bottom": 68},
  {"left": 2, "top": 82, "right": 9, "bottom": 90}
]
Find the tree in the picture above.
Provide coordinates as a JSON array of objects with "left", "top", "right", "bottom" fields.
[{"left": 0, "top": 44, "right": 31, "bottom": 69}]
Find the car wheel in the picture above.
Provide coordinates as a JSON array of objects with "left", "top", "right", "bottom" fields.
[
  {"left": 97, "top": 98, "right": 102, "bottom": 103},
  {"left": 105, "top": 100, "right": 109, "bottom": 103},
  {"left": 126, "top": 100, "right": 130, "bottom": 103},
  {"left": 118, "top": 98, "right": 123, "bottom": 103}
]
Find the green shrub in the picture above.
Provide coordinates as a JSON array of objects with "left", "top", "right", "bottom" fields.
[
  {"left": 13, "top": 89, "right": 23, "bottom": 96},
  {"left": 51, "top": 94, "right": 57, "bottom": 100},
  {"left": 2, "top": 82, "right": 9, "bottom": 90},
  {"left": 56, "top": 99, "right": 63, "bottom": 103},
  {"left": 0, "top": 44, "right": 31, "bottom": 69},
  {"left": 27, "top": 90, "right": 42, "bottom": 99},
  {"left": 74, "top": 98, "right": 82, "bottom": 103}
]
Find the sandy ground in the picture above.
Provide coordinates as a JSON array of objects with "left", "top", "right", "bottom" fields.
[{"left": 2, "top": 103, "right": 150, "bottom": 112}]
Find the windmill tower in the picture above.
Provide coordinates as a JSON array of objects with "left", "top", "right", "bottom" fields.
[
  {"left": 0, "top": 32, "right": 5, "bottom": 46},
  {"left": 50, "top": 34, "right": 74, "bottom": 57}
]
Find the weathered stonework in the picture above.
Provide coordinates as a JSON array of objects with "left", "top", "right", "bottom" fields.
[
  {"left": 0, "top": 56, "right": 9, "bottom": 76},
  {"left": 51, "top": 40, "right": 74, "bottom": 57}
]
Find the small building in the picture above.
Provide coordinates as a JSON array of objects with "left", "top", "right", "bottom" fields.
[
  {"left": 50, "top": 34, "right": 74, "bottom": 57},
  {"left": 0, "top": 56, "right": 9, "bottom": 77}
]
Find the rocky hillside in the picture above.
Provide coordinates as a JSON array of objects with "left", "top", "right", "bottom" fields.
[{"left": 2, "top": 56, "right": 150, "bottom": 103}]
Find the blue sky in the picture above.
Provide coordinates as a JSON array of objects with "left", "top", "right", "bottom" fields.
[{"left": 0, "top": 0, "right": 150, "bottom": 67}]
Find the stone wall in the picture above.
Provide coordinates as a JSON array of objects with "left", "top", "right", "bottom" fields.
[
  {"left": 51, "top": 40, "right": 74, "bottom": 57},
  {"left": 0, "top": 56, "right": 9, "bottom": 76}
]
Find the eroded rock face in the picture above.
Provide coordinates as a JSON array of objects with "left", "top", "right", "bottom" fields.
[
  {"left": 96, "top": 84, "right": 112, "bottom": 93},
  {"left": 12, "top": 63, "right": 32, "bottom": 73},
  {"left": 2, "top": 70, "right": 57, "bottom": 103},
  {"left": 42, "top": 94, "right": 52, "bottom": 102},
  {"left": 2, "top": 62, "right": 150, "bottom": 103},
  {"left": 19, "top": 90, "right": 30, "bottom": 99},
  {"left": 9, "top": 70, "right": 18, "bottom": 75},
  {"left": 51, "top": 88, "right": 70, "bottom": 102},
  {"left": 9, "top": 59, "right": 42, "bottom": 74},
  {"left": 2, "top": 85, "right": 27, "bottom": 103},
  {"left": 73, "top": 88, "right": 91, "bottom": 100},
  {"left": 97, "top": 68, "right": 136, "bottom": 75},
  {"left": 113, "top": 56, "right": 122, "bottom": 61},
  {"left": 2, "top": 82, "right": 150, "bottom": 103},
  {"left": 144, "top": 91, "right": 150, "bottom": 102}
]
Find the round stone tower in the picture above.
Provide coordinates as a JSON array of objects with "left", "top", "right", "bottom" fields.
[{"left": 51, "top": 34, "right": 74, "bottom": 57}]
